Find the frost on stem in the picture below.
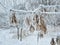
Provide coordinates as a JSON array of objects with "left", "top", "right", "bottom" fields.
[
  {"left": 16, "top": 25, "right": 19, "bottom": 40},
  {"left": 33, "top": 14, "right": 39, "bottom": 24},
  {"left": 29, "top": 25, "right": 35, "bottom": 33},
  {"left": 10, "top": 12, "right": 20, "bottom": 39},
  {"left": 40, "top": 15, "right": 47, "bottom": 34},
  {"left": 35, "top": 15, "right": 47, "bottom": 34},
  {"left": 20, "top": 28, "right": 23, "bottom": 41},
  {"left": 25, "top": 16, "right": 31, "bottom": 26},
  {"left": 11, "top": 13, "right": 17, "bottom": 24}
]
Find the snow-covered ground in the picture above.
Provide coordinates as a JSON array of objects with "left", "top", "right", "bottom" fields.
[{"left": 0, "top": 25, "right": 59, "bottom": 45}]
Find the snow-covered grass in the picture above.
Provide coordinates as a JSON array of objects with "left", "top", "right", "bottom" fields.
[{"left": 0, "top": 25, "right": 59, "bottom": 45}]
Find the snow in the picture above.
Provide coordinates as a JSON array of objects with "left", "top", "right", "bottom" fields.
[
  {"left": 0, "top": 0, "right": 60, "bottom": 45},
  {"left": 0, "top": 25, "right": 59, "bottom": 45}
]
